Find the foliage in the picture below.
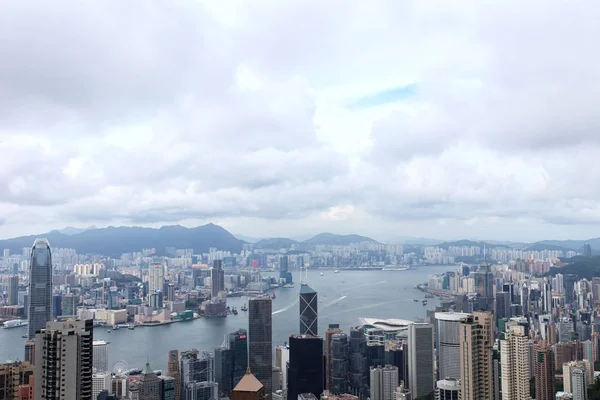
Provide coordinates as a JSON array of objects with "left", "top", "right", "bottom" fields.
[{"left": 542, "top": 256, "right": 600, "bottom": 280}]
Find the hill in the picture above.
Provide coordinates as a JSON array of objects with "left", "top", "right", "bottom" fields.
[
  {"left": 542, "top": 256, "right": 600, "bottom": 280},
  {"left": 436, "top": 240, "right": 508, "bottom": 250},
  {"left": 303, "top": 233, "right": 379, "bottom": 246},
  {"left": 524, "top": 242, "right": 574, "bottom": 252},
  {"left": 0, "top": 224, "right": 245, "bottom": 257},
  {"left": 254, "top": 238, "right": 298, "bottom": 249}
]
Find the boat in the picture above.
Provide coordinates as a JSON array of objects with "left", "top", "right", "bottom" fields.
[
  {"left": 321, "top": 272, "right": 324, "bottom": 276},
  {"left": 334, "top": 270, "right": 340, "bottom": 273},
  {"left": 282, "top": 283, "right": 295, "bottom": 288},
  {"left": 107, "top": 329, "right": 111, "bottom": 333},
  {"left": 271, "top": 291, "right": 276, "bottom": 299},
  {"left": 422, "top": 300, "right": 428, "bottom": 306},
  {"left": 382, "top": 266, "right": 410, "bottom": 271},
  {"left": 112, "top": 325, "right": 120, "bottom": 330},
  {"left": 3, "top": 319, "right": 27, "bottom": 329},
  {"left": 424, "top": 294, "right": 434, "bottom": 299},
  {"left": 232, "top": 307, "right": 238, "bottom": 315},
  {"left": 413, "top": 299, "right": 419, "bottom": 302},
  {"left": 241, "top": 304, "right": 248, "bottom": 311},
  {"left": 128, "top": 323, "right": 135, "bottom": 330}
]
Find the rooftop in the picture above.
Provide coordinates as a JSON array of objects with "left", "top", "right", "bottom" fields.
[
  {"left": 359, "top": 318, "right": 413, "bottom": 332},
  {"left": 299, "top": 284, "right": 316, "bottom": 294},
  {"left": 233, "top": 368, "right": 264, "bottom": 392}
]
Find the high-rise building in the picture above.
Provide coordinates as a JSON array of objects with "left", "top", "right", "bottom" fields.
[
  {"left": 211, "top": 260, "right": 224, "bottom": 298},
  {"left": 27, "top": 239, "right": 53, "bottom": 340},
  {"left": 435, "top": 312, "right": 469, "bottom": 380},
  {"left": 299, "top": 284, "right": 318, "bottom": 336},
  {"left": 168, "top": 350, "right": 181, "bottom": 400},
  {"left": 325, "top": 325, "right": 343, "bottom": 391},
  {"left": 148, "top": 262, "right": 165, "bottom": 295},
  {"left": 435, "top": 378, "right": 460, "bottom": 400},
  {"left": 93, "top": 340, "right": 109, "bottom": 372},
  {"left": 230, "top": 369, "right": 267, "bottom": 400},
  {"left": 459, "top": 311, "right": 494, "bottom": 400},
  {"left": 34, "top": 319, "right": 94, "bottom": 400},
  {"left": 384, "top": 340, "right": 406, "bottom": 387},
  {"left": 331, "top": 333, "right": 349, "bottom": 395},
  {"left": 249, "top": 298, "right": 272, "bottom": 395},
  {"left": 181, "top": 350, "right": 218, "bottom": 400},
  {"left": 138, "top": 362, "right": 162, "bottom": 400},
  {"left": 287, "top": 334, "right": 324, "bottom": 400},
  {"left": 8, "top": 275, "right": 18, "bottom": 306},
  {"left": 534, "top": 341, "right": 555, "bottom": 400},
  {"left": 500, "top": 324, "right": 531, "bottom": 400},
  {"left": 563, "top": 360, "right": 592, "bottom": 397},
  {"left": 275, "top": 344, "right": 289, "bottom": 390},
  {"left": 348, "top": 327, "right": 368, "bottom": 398},
  {"left": 279, "top": 256, "right": 292, "bottom": 284},
  {"left": 215, "top": 346, "right": 234, "bottom": 397},
  {"left": 407, "top": 323, "right": 434, "bottom": 398},
  {"left": 369, "top": 365, "right": 398, "bottom": 400},
  {"left": 24, "top": 341, "right": 35, "bottom": 365},
  {"left": 571, "top": 368, "right": 587, "bottom": 400},
  {"left": 92, "top": 372, "right": 112, "bottom": 399},
  {"left": 0, "top": 361, "right": 34, "bottom": 400},
  {"left": 161, "top": 376, "right": 175, "bottom": 400},
  {"left": 229, "top": 329, "right": 249, "bottom": 388}
]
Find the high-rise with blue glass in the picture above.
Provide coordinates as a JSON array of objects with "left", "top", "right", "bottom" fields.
[{"left": 27, "top": 238, "right": 53, "bottom": 340}]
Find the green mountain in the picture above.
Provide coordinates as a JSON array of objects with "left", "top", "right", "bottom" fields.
[{"left": 254, "top": 238, "right": 299, "bottom": 249}]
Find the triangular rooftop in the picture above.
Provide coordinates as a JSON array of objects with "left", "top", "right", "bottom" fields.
[
  {"left": 142, "top": 362, "right": 154, "bottom": 375},
  {"left": 299, "top": 284, "right": 316, "bottom": 294},
  {"left": 233, "top": 368, "right": 264, "bottom": 392}
]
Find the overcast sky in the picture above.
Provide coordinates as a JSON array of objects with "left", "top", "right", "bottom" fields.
[{"left": 0, "top": 1, "right": 598, "bottom": 243}]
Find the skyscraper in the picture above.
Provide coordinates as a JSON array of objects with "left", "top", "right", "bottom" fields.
[
  {"left": 138, "top": 362, "right": 162, "bottom": 400},
  {"left": 435, "top": 378, "right": 460, "bottom": 400},
  {"left": 299, "top": 284, "right": 318, "bottom": 336},
  {"left": 181, "top": 350, "right": 218, "bottom": 400},
  {"left": 93, "top": 340, "right": 109, "bottom": 372},
  {"left": 571, "top": 368, "right": 587, "bottom": 400},
  {"left": 369, "top": 365, "right": 398, "bottom": 400},
  {"left": 249, "top": 297, "right": 273, "bottom": 395},
  {"left": 27, "top": 238, "right": 53, "bottom": 340},
  {"left": 7, "top": 275, "right": 18, "bottom": 306},
  {"left": 148, "top": 262, "right": 165, "bottom": 295},
  {"left": 275, "top": 344, "right": 290, "bottom": 390},
  {"left": 229, "top": 329, "right": 249, "bottom": 388},
  {"left": 407, "top": 323, "right": 434, "bottom": 398},
  {"left": 287, "top": 334, "right": 324, "bottom": 400},
  {"left": 230, "top": 369, "right": 267, "bottom": 400},
  {"left": 34, "top": 319, "right": 94, "bottom": 400},
  {"left": 348, "top": 327, "right": 368, "bottom": 398},
  {"left": 215, "top": 346, "right": 234, "bottom": 397},
  {"left": 500, "top": 324, "right": 531, "bottom": 400},
  {"left": 325, "top": 324, "right": 343, "bottom": 391},
  {"left": 534, "top": 341, "right": 555, "bottom": 400},
  {"left": 168, "top": 350, "right": 181, "bottom": 400},
  {"left": 331, "top": 333, "right": 349, "bottom": 395},
  {"left": 211, "top": 260, "right": 224, "bottom": 298},
  {"left": 435, "top": 312, "right": 469, "bottom": 380},
  {"left": 0, "top": 360, "right": 34, "bottom": 400},
  {"left": 459, "top": 311, "right": 494, "bottom": 400}
]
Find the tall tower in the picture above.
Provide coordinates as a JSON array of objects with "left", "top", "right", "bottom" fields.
[
  {"left": 229, "top": 329, "right": 249, "bottom": 387},
  {"left": 369, "top": 365, "right": 398, "bottom": 400},
  {"left": 93, "top": 340, "right": 109, "bottom": 372},
  {"left": 407, "top": 323, "right": 434, "bottom": 398},
  {"left": 27, "top": 238, "right": 53, "bottom": 340},
  {"left": 8, "top": 275, "right": 18, "bottom": 306},
  {"left": 534, "top": 341, "right": 555, "bottom": 400},
  {"left": 459, "top": 311, "right": 494, "bottom": 400},
  {"left": 34, "top": 319, "right": 94, "bottom": 400},
  {"left": 348, "top": 326, "right": 368, "bottom": 398},
  {"left": 248, "top": 297, "right": 273, "bottom": 395},
  {"left": 435, "top": 312, "right": 469, "bottom": 380},
  {"left": 148, "top": 262, "right": 165, "bottom": 294},
  {"left": 299, "top": 284, "right": 318, "bottom": 336},
  {"left": 331, "top": 333, "right": 349, "bottom": 395},
  {"left": 436, "top": 378, "right": 460, "bottom": 400},
  {"left": 287, "top": 334, "right": 324, "bottom": 400},
  {"left": 211, "top": 259, "right": 224, "bottom": 298},
  {"left": 500, "top": 324, "right": 531, "bottom": 400},
  {"left": 168, "top": 350, "right": 181, "bottom": 400},
  {"left": 324, "top": 324, "right": 343, "bottom": 391}
]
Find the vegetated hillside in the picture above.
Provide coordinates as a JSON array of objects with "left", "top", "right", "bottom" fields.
[
  {"left": 0, "top": 223, "right": 246, "bottom": 257},
  {"left": 525, "top": 242, "right": 574, "bottom": 252},
  {"left": 303, "top": 233, "right": 380, "bottom": 246},
  {"left": 253, "top": 238, "right": 298, "bottom": 249},
  {"left": 542, "top": 256, "right": 600, "bottom": 280},
  {"left": 436, "top": 240, "right": 508, "bottom": 250},
  {"left": 534, "top": 238, "right": 600, "bottom": 252}
]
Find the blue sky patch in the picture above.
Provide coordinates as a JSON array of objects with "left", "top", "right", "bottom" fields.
[{"left": 348, "top": 84, "right": 417, "bottom": 110}]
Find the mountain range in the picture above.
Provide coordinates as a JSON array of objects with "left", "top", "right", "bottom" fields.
[{"left": 0, "top": 223, "right": 594, "bottom": 256}]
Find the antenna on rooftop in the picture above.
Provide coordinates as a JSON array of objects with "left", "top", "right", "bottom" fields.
[{"left": 300, "top": 265, "right": 308, "bottom": 286}]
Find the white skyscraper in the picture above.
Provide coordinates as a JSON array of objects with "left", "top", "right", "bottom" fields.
[
  {"left": 500, "top": 324, "right": 531, "bottom": 400},
  {"left": 370, "top": 365, "right": 399, "bottom": 400},
  {"left": 148, "top": 262, "right": 165, "bottom": 294},
  {"left": 93, "top": 340, "right": 109, "bottom": 372},
  {"left": 563, "top": 360, "right": 592, "bottom": 397},
  {"left": 408, "top": 323, "right": 434, "bottom": 398},
  {"left": 92, "top": 372, "right": 112, "bottom": 399}
]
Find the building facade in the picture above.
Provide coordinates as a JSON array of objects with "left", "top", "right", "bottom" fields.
[
  {"left": 500, "top": 324, "right": 531, "bottom": 400},
  {"left": 299, "top": 285, "right": 318, "bottom": 336},
  {"left": 287, "top": 335, "right": 324, "bottom": 400},
  {"left": 534, "top": 341, "right": 555, "bottom": 400},
  {"left": 407, "top": 323, "right": 434, "bottom": 398},
  {"left": 435, "top": 312, "right": 469, "bottom": 380},
  {"left": 27, "top": 239, "right": 53, "bottom": 340},
  {"left": 249, "top": 298, "right": 272, "bottom": 395},
  {"left": 459, "top": 311, "right": 494, "bottom": 400}
]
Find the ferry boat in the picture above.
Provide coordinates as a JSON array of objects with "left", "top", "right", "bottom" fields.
[
  {"left": 112, "top": 325, "right": 120, "bottom": 330},
  {"left": 241, "top": 304, "right": 248, "bottom": 311},
  {"left": 282, "top": 283, "right": 295, "bottom": 288},
  {"left": 3, "top": 319, "right": 27, "bottom": 329},
  {"left": 422, "top": 300, "right": 428, "bottom": 306},
  {"left": 321, "top": 272, "right": 324, "bottom": 276},
  {"left": 128, "top": 323, "right": 135, "bottom": 330},
  {"left": 382, "top": 265, "right": 410, "bottom": 271},
  {"left": 334, "top": 270, "right": 340, "bottom": 273}
]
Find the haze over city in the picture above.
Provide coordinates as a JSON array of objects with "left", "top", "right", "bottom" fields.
[{"left": 1, "top": 1, "right": 600, "bottom": 242}]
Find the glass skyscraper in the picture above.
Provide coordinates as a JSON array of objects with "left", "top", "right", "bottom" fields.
[
  {"left": 299, "top": 284, "right": 318, "bottom": 336},
  {"left": 229, "top": 329, "right": 248, "bottom": 387},
  {"left": 27, "top": 238, "right": 53, "bottom": 340},
  {"left": 249, "top": 297, "right": 272, "bottom": 395},
  {"left": 287, "top": 334, "right": 324, "bottom": 400}
]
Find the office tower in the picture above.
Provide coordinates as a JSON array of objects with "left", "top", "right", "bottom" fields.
[
  {"left": 280, "top": 256, "right": 292, "bottom": 284},
  {"left": 534, "top": 341, "right": 555, "bottom": 400},
  {"left": 407, "top": 323, "right": 434, "bottom": 398},
  {"left": 34, "top": 319, "right": 94, "bottom": 400},
  {"left": 27, "top": 239, "right": 53, "bottom": 340},
  {"left": 93, "top": 340, "right": 109, "bottom": 372},
  {"left": 92, "top": 372, "right": 112, "bottom": 399},
  {"left": 275, "top": 344, "right": 290, "bottom": 390},
  {"left": 161, "top": 376, "right": 175, "bottom": 400},
  {"left": 325, "top": 324, "right": 343, "bottom": 391},
  {"left": 287, "top": 335, "right": 324, "bottom": 400},
  {"left": 299, "top": 284, "right": 318, "bottom": 336},
  {"left": 331, "top": 333, "right": 349, "bottom": 395},
  {"left": 181, "top": 350, "right": 218, "bottom": 400},
  {"left": 229, "top": 329, "right": 249, "bottom": 387},
  {"left": 61, "top": 293, "right": 76, "bottom": 316},
  {"left": 167, "top": 283, "right": 176, "bottom": 302},
  {"left": 0, "top": 361, "right": 34, "bottom": 399},
  {"left": 216, "top": 346, "right": 234, "bottom": 396},
  {"left": 564, "top": 274, "right": 577, "bottom": 304},
  {"left": 495, "top": 291, "right": 510, "bottom": 321},
  {"left": 474, "top": 262, "right": 494, "bottom": 311},
  {"left": 249, "top": 298, "right": 272, "bottom": 395},
  {"left": 168, "top": 350, "right": 182, "bottom": 400},
  {"left": 211, "top": 260, "right": 224, "bottom": 298},
  {"left": 459, "top": 311, "right": 494, "bottom": 400},
  {"left": 230, "top": 369, "right": 267, "bottom": 400},
  {"left": 369, "top": 365, "right": 398, "bottom": 400},
  {"left": 436, "top": 378, "right": 460, "bottom": 400},
  {"left": 8, "top": 275, "right": 18, "bottom": 306},
  {"left": 52, "top": 293, "right": 62, "bottom": 317},
  {"left": 384, "top": 340, "right": 406, "bottom": 386},
  {"left": 366, "top": 343, "right": 385, "bottom": 368},
  {"left": 24, "top": 340, "right": 35, "bottom": 365},
  {"left": 272, "top": 366, "right": 282, "bottom": 392},
  {"left": 500, "top": 324, "right": 531, "bottom": 400},
  {"left": 149, "top": 262, "right": 165, "bottom": 294},
  {"left": 572, "top": 368, "right": 587, "bottom": 400},
  {"left": 138, "top": 362, "right": 162, "bottom": 400},
  {"left": 435, "top": 312, "right": 469, "bottom": 380},
  {"left": 563, "top": 360, "right": 592, "bottom": 396},
  {"left": 348, "top": 327, "right": 368, "bottom": 398}
]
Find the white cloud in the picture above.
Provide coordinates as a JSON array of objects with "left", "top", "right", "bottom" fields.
[{"left": 0, "top": 0, "right": 600, "bottom": 242}]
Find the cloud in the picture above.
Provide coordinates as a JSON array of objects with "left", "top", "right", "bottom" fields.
[{"left": 1, "top": 0, "right": 600, "bottom": 242}]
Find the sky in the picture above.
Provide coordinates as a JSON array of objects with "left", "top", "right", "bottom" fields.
[{"left": 0, "top": 0, "right": 599, "bottom": 243}]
